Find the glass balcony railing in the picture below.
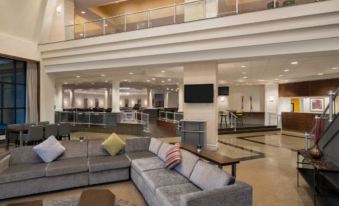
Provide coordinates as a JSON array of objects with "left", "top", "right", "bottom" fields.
[{"left": 59, "top": 0, "right": 319, "bottom": 43}]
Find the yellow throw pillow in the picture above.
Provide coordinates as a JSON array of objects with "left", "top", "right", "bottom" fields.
[{"left": 101, "top": 133, "right": 125, "bottom": 156}]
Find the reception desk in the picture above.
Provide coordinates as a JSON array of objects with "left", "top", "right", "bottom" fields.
[{"left": 281, "top": 112, "right": 317, "bottom": 133}]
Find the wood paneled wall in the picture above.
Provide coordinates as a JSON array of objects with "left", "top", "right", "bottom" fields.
[
  {"left": 281, "top": 112, "right": 317, "bottom": 133},
  {"left": 279, "top": 78, "right": 339, "bottom": 97}
]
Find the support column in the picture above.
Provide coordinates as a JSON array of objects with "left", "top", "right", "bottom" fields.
[
  {"left": 112, "top": 81, "right": 120, "bottom": 112},
  {"left": 40, "top": 64, "right": 56, "bottom": 123},
  {"left": 164, "top": 92, "right": 169, "bottom": 108},
  {"left": 55, "top": 82, "right": 63, "bottom": 111},
  {"left": 70, "top": 88, "right": 75, "bottom": 108},
  {"left": 265, "top": 84, "right": 279, "bottom": 125},
  {"left": 178, "top": 82, "right": 184, "bottom": 112},
  {"left": 104, "top": 88, "right": 108, "bottom": 109},
  {"left": 147, "top": 88, "right": 153, "bottom": 108},
  {"left": 183, "top": 62, "right": 218, "bottom": 150}
]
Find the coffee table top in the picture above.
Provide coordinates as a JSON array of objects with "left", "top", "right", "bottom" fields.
[{"left": 180, "top": 144, "right": 240, "bottom": 166}]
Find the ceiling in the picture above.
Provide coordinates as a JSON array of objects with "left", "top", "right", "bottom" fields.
[{"left": 54, "top": 52, "right": 339, "bottom": 88}]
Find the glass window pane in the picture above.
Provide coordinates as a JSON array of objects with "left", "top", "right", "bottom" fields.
[
  {"left": 3, "top": 109, "right": 15, "bottom": 124},
  {"left": 16, "top": 109, "right": 26, "bottom": 124},
  {"left": 0, "top": 59, "right": 14, "bottom": 83},
  {"left": 16, "top": 85, "right": 26, "bottom": 107},
  {"left": 3, "top": 84, "right": 15, "bottom": 108},
  {"left": 16, "top": 61, "right": 26, "bottom": 84}
]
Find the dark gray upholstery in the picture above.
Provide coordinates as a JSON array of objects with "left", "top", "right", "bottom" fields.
[
  {"left": 88, "top": 155, "right": 130, "bottom": 172},
  {"left": 0, "top": 163, "right": 47, "bottom": 184},
  {"left": 131, "top": 157, "right": 165, "bottom": 174},
  {"left": 88, "top": 140, "right": 109, "bottom": 157},
  {"left": 156, "top": 183, "right": 200, "bottom": 206},
  {"left": 46, "top": 157, "right": 88, "bottom": 177},
  {"left": 9, "top": 146, "right": 43, "bottom": 165},
  {"left": 125, "top": 137, "right": 150, "bottom": 153},
  {"left": 143, "top": 169, "right": 189, "bottom": 193},
  {"left": 126, "top": 151, "right": 155, "bottom": 160},
  {"left": 59, "top": 141, "right": 87, "bottom": 160}
]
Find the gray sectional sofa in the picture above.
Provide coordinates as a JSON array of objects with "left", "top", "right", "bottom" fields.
[{"left": 0, "top": 137, "right": 252, "bottom": 206}]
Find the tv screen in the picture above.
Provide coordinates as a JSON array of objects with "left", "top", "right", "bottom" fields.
[
  {"left": 184, "top": 84, "right": 214, "bottom": 103},
  {"left": 218, "top": 86, "right": 229, "bottom": 96}
]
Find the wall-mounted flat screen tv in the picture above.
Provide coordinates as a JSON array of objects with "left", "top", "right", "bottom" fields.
[
  {"left": 184, "top": 84, "right": 214, "bottom": 103},
  {"left": 218, "top": 86, "right": 229, "bottom": 96}
]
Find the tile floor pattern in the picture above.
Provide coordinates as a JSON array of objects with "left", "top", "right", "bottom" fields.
[{"left": 0, "top": 132, "right": 315, "bottom": 206}]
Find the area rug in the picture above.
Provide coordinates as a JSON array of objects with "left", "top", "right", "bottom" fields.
[{"left": 44, "top": 196, "right": 136, "bottom": 206}]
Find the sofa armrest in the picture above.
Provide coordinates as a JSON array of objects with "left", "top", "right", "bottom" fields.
[
  {"left": 180, "top": 181, "right": 252, "bottom": 206},
  {"left": 125, "top": 137, "right": 151, "bottom": 153},
  {"left": 0, "top": 152, "right": 10, "bottom": 175}
]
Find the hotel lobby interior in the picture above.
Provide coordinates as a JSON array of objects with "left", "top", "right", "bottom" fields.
[{"left": 1, "top": 0, "right": 339, "bottom": 206}]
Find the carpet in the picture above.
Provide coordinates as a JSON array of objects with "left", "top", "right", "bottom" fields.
[{"left": 44, "top": 196, "right": 136, "bottom": 206}]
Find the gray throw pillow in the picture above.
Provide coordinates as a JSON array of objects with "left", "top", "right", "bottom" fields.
[
  {"left": 190, "top": 160, "right": 234, "bottom": 190},
  {"left": 33, "top": 136, "right": 66, "bottom": 163},
  {"left": 149, "top": 138, "right": 162, "bottom": 155}
]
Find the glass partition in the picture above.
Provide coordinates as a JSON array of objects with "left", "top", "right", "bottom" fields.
[
  {"left": 149, "top": 6, "right": 176, "bottom": 27},
  {"left": 84, "top": 20, "right": 104, "bottom": 38},
  {"left": 238, "top": 0, "right": 272, "bottom": 13},
  {"left": 126, "top": 12, "right": 148, "bottom": 32},
  {"left": 105, "top": 16, "right": 126, "bottom": 34}
]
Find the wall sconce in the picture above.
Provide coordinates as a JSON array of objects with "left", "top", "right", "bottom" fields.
[
  {"left": 269, "top": 96, "right": 275, "bottom": 103},
  {"left": 56, "top": 5, "right": 62, "bottom": 15},
  {"left": 220, "top": 96, "right": 226, "bottom": 102}
]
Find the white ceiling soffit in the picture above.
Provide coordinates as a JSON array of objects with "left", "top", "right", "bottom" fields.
[{"left": 75, "top": 0, "right": 119, "bottom": 9}]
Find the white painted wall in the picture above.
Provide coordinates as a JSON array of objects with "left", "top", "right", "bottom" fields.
[
  {"left": 183, "top": 62, "right": 218, "bottom": 150},
  {"left": 217, "top": 85, "right": 265, "bottom": 112},
  {"left": 264, "top": 84, "right": 279, "bottom": 125},
  {"left": 120, "top": 94, "right": 148, "bottom": 108}
]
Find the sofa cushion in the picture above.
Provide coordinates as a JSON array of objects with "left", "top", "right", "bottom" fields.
[
  {"left": 131, "top": 157, "right": 165, "bottom": 175},
  {"left": 142, "top": 169, "right": 189, "bottom": 193},
  {"left": 0, "top": 155, "right": 10, "bottom": 174},
  {"left": 0, "top": 163, "right": 47, "bottom": 184},
  {"left": 174, "top": 150, "right": 199, "bottom": 178},
  {"left": 88, "top": 140, "right": 109, "bottom": 157},
  {"left": 59, "top": 141, "right": 88, "bottom": 160},
  {"left": 157, "top": 142, "right": 172, "bottom": 161},
  {"left": 125, "top": 137, "right": 150, "bottom": 153},
  {"left": 88, "top": 155, "right": 130, "bottom": 172},
  {"left": 126, "top": 151, "right": 155, "bottom": 161},
  {"left": 156, "top": 183, "right": 200, "bottom": 206},
  {"left": 102, "top": 133, "right": 125, "bottom": 156},
  {"left": 9, "top": 146, "right": 43, "bottom": 165},
  {"left": 149, "top": 138, "right": 162, "bottom": 154},
  {"left": 190, "top": 160, "right": 234, "bottom": 190},
  {"left": 46, "top": 157, "right": 88, "bottom": 177},
  {"left": 33, "top": 136, "right": 65, "bottom": 163}
]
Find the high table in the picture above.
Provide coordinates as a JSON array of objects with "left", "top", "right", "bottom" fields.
[
  {"left": 180, "top": 144, "right": 240, "bottom": 177},
  {"left": 6, "top": 124, "right": 29, "bottom": 147}
]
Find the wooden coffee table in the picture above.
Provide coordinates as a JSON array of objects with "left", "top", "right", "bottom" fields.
[
  {"left": 78, "top": 189, "right": 115, "bottom": 206},
  {"left": 180, "top": 144, "right": 240, "bottom": 177}
]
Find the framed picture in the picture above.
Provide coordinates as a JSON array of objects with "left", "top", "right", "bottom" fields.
[{"left": 310, "top": 98, "right": 325, "bottom": 112}]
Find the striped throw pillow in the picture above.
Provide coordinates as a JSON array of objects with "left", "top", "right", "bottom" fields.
[{"left": 165, "top": 143, "right": 181, "bottom": 169}]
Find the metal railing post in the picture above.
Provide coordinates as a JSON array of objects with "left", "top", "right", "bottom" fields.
[
  {"left": 236, "top": 0, "right": 239, "bottom": 14},
  {"left": 173, "top": 4, "right": 177, "bottom": 24},
  {"left": 274, "top": 0, "right": 277, "bottom": 8},
  {"left": 147, "top": 10, "right": 151, "bottom": 28},
  {"left": 83, "top": 23, "right": 86, "bottom": 38},
  {"left": 103, "top": 19, "right": 106, "bottom": 35}
]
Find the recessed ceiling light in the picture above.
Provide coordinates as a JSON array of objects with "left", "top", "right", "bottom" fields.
[
  {"left": 219, "top": 80, "right": 226, "bottom": 84},
  {"left": 81, "top": 11, "right": 86, "bottom": 14},
  {"left": 76, "top": 75, "right": 80, "bottom": 78},
  {"left": 241, "top": 65, "right": 247, "bottom": 68},
  {"left": 64, "top": 82, "right": 68, "bottom": 85},
  {"left": 146, "top": 80, "right": 151, "bottom": 82},
  {"left": 79, "top": 33, "right": 83, "bottom": 36},
  {"left": 257, "top": 79, "right": 265, "bottom": 82},
  {"left": 243, "top": 76, "right": 248, "bottom": 79},
  {"left": 331, "top": 67, "right": 338, "bottom": 70},
  {"left": 284, "top": 69, "right": 289, "bottom": 72},
  {"left": 166, "top": 88, "right": 169, "bottom": 90},
  {"left": 317, "top": 73, "right": 324, "bottom": 76},
  {"left": 291, "top": 61, "right": 298, "bottom": 65},
  {"left": 274, "top": 78, "right": 279, "bottom": 81},
  {"left": 171, "top": 89, "right": 174, "bottom": 91},
  {"left": 152, "top": 78, "right": 156, "bottom": 81},
  {"left": 161, "top": 80, "right": 165, "bottom": 83},
  {"left": 279, "top": 74, "right": 283, "bottom": 77},
  {"left": 100, "top": 74, "right": 105, "bottom": 77},
  {"left": 104, "top": 80, "right": 108, "bottom": 83},
  {"left": 161, "top": 70, "right": 165, "bottom": 73},
  {"left": 129, "top": 72, "right": 134, "bottom": 75},
  {"left": 123, "top": 79, "right": 129, "bottom": 82},
  {"left": 242, "top": 71, "right": 247, "bottom": 74},
  {"left": 167, "top": 78, "right": 172, "bottom": 81}
]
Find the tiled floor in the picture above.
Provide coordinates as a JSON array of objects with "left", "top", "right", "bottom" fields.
[{"left": 0, "top": 131, "right": 315, "bottom": 206}]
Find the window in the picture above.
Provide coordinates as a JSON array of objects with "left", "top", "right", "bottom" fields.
[{"left": 0, "top": 57, "right": 26, "bottom": 131}]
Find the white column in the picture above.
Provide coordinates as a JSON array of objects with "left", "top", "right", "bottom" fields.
[
  {"left": 104, "top": 88, "right": 108, "bottom": 109},
  {"left": 164, "top": 92, "right": 169, "bottom": 108},
  {"left": 265, "top": 84, "right": 279, "bottom": 125},
  {"left": 147, "top": 88, "right": 153, "bottom": 108},
  {"left": 112, "top": 81, "right": 120, "bottom": 112},
  {"left": 69, "top": 89, "right": 75, "bottom": 108},
  {"left": 55, "top": 82, "right": 63, "bottom": 111},
  {"left": 183, "top": 62, "right": 218, "bottom": 150},
  {"left": 40, "top": 64, "right": 56, "bottom": 123},
  {"left": 178, "top": 82, "right": 184, "bottom": 112}
]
